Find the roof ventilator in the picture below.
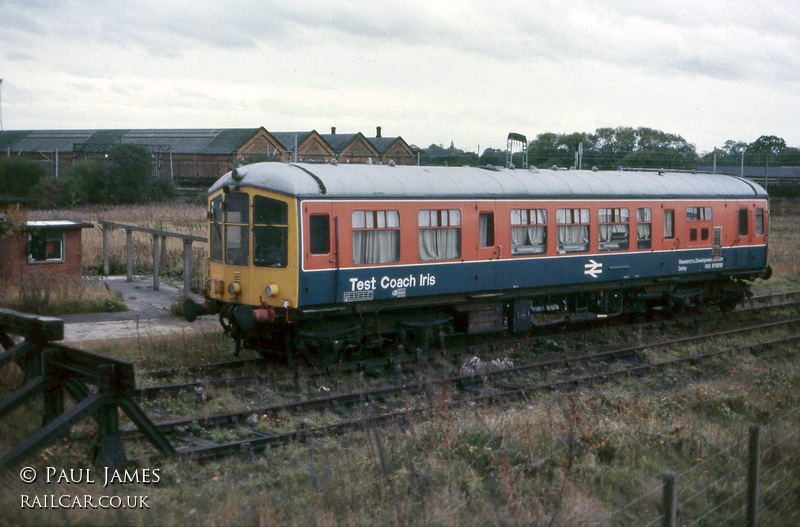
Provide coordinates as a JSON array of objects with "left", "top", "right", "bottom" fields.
[{"left": 480, "top": 164, "right": 500, "bottom": 171}]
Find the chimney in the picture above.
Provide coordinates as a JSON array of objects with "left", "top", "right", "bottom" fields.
[
  {"left": 376, "top": 126, "right": 382, "bottom": 138},
  {"left": 331, "top": 126, "right": 336, "bottom": 134}
]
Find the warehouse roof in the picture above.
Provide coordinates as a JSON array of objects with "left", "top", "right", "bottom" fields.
[
  {"left": 0, "top": 128, "right": 265, "bottom": 155},
  {"left": 209, "top": 162, "right": 768, "bottom": 200}
]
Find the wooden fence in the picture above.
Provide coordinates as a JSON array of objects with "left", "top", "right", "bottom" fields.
[{"left": 99, "top": 220, "right": 206, "bottom": 295}]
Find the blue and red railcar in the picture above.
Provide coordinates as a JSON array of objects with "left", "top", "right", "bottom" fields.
[{"left": 185, "top": 162, "right": 770, "bottom": 357}]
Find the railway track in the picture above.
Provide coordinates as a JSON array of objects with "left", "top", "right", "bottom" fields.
[
  {"left": 133, "top": 292, "right": 800, "bottom": 401},
  {"left": 129, "top": 328, "right": 800, "bottom": 463},
  {"left": 123, "top": 314, "right": 800, "bottom": 450}
]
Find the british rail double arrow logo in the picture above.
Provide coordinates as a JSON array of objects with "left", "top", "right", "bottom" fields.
[{"left": 584, "top": 259, "right": 603, "bottom": 278}]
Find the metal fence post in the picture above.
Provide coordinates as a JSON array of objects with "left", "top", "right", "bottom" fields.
[
  {"left": 183, "top": 239, "right": 192, "bottom": 297},
  {"left": 152, "top": 233, "right": 160, "bottom": 291},
  {"left": 102, "top": 224, "right": 109, "bottom": 276},
  {"left": 747, "top": 425, "right": 761, "bottom": 527},
  {"left": 663, "top": 472, "right": 676, "bottom": 527},
  {"left": 125, "top": 229, "right": 133, "bottom": 282}
]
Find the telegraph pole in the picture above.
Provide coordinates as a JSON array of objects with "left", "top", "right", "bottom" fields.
[{"left": 0, "top": 79, "right": 4, "bottom": 131}]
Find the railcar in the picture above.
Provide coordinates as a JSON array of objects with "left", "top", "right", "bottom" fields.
[{"left": 184, "top": 162, "right": 771, "bottom": 360}]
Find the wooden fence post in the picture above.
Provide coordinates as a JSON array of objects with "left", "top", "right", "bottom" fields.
[
  {"left": 152, "top": 233, "right": 160, "bottom": 292},
  {"left": 160, "top": 235, "right": 168, "bottom": 270},
  {"left": 183, "top": 240, "right": 192, "bottom": 297},
  {"left": 102, "top": 224, "right": 109, "bottom": 276},
  {"left": 747, "top": 425, "right": 761, "bottom": 527},
  {"left": 125, "top": 229, "right": 133, "bottom": 282},
  {"left": 662, "top": 472, "right": 676, "bottom": 527}
]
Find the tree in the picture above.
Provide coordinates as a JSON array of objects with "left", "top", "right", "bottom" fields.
[
  {"left": 107, "top": 144, "right": 151, "bottom": 203},
  {"left": 749, "top": 135, "right": 786, "bottom": 169},
  {"left": 0, "top": 158, "right": 46, "bottom": 197},
  {"left": 64, "top": 160, "right": 108, "bottom": 204}
]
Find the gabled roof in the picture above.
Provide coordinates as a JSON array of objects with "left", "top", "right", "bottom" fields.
[
  {"left": 365, "top": 136, "right": 400, "bottom": 154},
  {"left": 319, "top": 133, "right": 360, "bottom": 153},
  {"left": 270, "top": 131, "right": 317, "bottom": 150},
  {"left": 211, "top": 162, "right": 769, "bottom": 200},
  {"left": 0, "top": 128, "right": 265, "bottom": 154}
]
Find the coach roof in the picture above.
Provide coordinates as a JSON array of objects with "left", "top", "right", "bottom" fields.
[{"left": 209, "top": 162, "right": 768, "bottom": 200}]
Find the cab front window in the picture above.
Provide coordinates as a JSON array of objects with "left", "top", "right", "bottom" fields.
[{"left": 254, "top": 196, "right": 288, "bottom": 268}]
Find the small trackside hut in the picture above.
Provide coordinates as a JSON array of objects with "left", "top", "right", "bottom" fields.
[{"left": 183, "top": 163, "right": 770, "bottom": 361}]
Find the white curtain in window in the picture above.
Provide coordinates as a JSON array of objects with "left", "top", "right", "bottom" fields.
[
  {"left": 557, "top": 225, "right": 589, "bottom": 252},
  {"left": 664, "top": 211, "right": 674, "bottom": 237},
  {"left": 511, "top": 226, "right": 546, "bottom": 254},
  {"left": 479, "top": 213, "right": 490, "bottom": 246},
  {"left": 353, "top": 230, "right": 399, "bottom": 264},
  {"left": 637, "top": 223, "right": 651, "bottom": 240},
  {"left": 419, "top": 228, "right": 460, "bottom": 261},
  {"left": 598, "top": 224, "right": 629, "bottom": 243}
]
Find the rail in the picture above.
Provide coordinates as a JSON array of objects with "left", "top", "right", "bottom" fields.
[{"left": 98, "top": 220, "right": 206, "bottom": 294}]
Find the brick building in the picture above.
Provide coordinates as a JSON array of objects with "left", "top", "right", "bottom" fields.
[
  {"left": 270, "top": 131, "right": 335, "bottom": 163},
  {"left": 366, "top": 127, "right": 417, "bottom": 165},
  {"left": 0, "top": 128, "right": 286, "bottom": 186},
  {"left": 0, "top": 195, "right": 91, "bottom": 286},
  {"left": 1, "top": 126, "right": 418, "bottom": 187}
]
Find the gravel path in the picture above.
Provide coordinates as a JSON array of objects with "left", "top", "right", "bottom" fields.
[{"left": 61, "top": 276, "right": 219, "bottom": 345}]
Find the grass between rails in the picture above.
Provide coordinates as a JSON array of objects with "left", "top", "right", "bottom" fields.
[{"left": 2, "top": 340, "right": 800, "bottom": 526}]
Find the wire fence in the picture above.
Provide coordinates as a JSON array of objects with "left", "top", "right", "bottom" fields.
[{"left": 590, "top": 407, "right": 800, "bottom": 526}]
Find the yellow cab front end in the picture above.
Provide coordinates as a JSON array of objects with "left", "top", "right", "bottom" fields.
[{"left": 205, "top": 186, "right": 299, "bottom": 313}]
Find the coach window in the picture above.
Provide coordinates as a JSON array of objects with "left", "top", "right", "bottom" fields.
[
  {"left": 738, "top": 209, "right": 749, "bottom": 236},
  {"left": 701, "top": 227, "right": 709, "bottom": 241},
  {"left": 225, "top": 192, "right": 249, "bottom": 266},
  {"left": 309, "top": 214, "right": 330, "bottom": 255},
  {"left": 479, "top": 212, "right": 494, "bottom": 247},
  {"left": 210, "top": 195, "right": 223, "bottom": 263},
  {"left": 352, "top": 210, "right": 400, "bottom": 265},
  {"left": 755, "top": 208, "right": 765, "bottom": 236},
  {"left": 419, "top": 209, "right": 461, "bottom": 261},
  {"left": 556, "top": 208, "right": 590, "bottom": 253},
  {"left": 253, "top": 196, "right": 288, "bottom": 268},
  {"left": 598, "top": 208, "right": 629, "bottom": 251},
  {"left": 664, "top": 210, "right": 675, "bottom": 239},
  {"left": 687, "top": 206, "right": 712, "bottom": 221},
  {"left": 511, "top": 209, "right": 547, "bottom": 255},
  {"left": 637, "top": 208, "right": 652, "bottom": 249}
]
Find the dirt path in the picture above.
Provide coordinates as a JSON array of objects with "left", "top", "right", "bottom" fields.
[{"left": 61, "top": 276, "right": 220, "bottom": 346}]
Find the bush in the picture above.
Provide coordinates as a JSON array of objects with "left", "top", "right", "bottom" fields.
[
  {"left": 107, "top": 144, "right": 151, "bottom": 203},
  {"left": 69, "top": 160, "right": 109, "bottom": 204},
  {"left": 0, "top": 158, "right": 46, "bottom": 198},
  {"left": 35, "top": 174, "right": 82, "bottom": 208}
]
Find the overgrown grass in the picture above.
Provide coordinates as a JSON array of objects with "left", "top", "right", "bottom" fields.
[
  {"left": 2, "top": 346, "right": 799, "bottom": 526},
  {"left": 0, "top": 274, "right": 126, "bottom": 315}
]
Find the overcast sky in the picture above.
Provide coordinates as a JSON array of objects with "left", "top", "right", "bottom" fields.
[{"left": 1, "top": 0, "right": 798, "bottom": 154}]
